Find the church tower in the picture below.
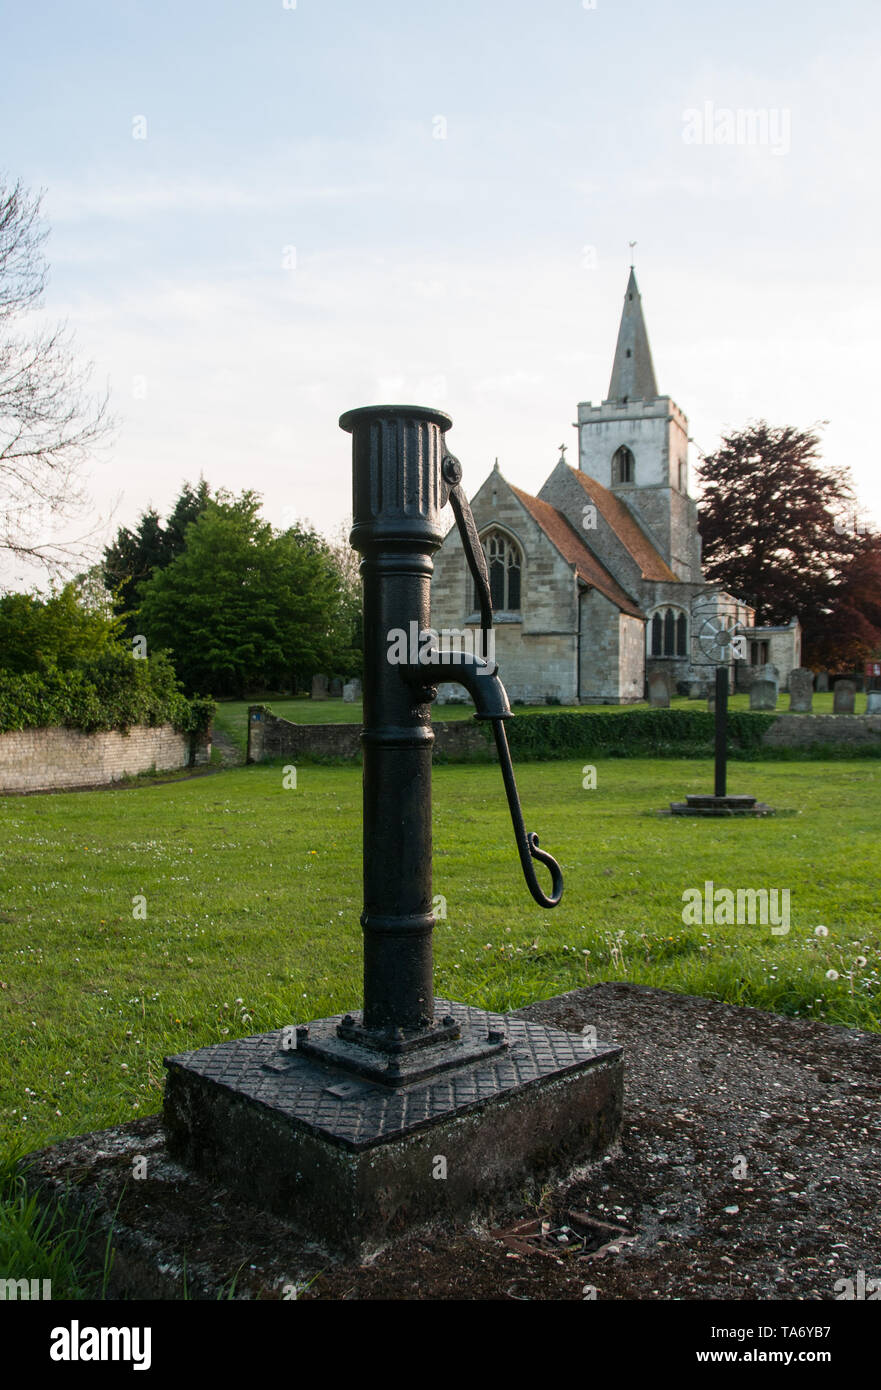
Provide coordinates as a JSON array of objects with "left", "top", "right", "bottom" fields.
[{"left": 577, "top": 269, "right": 701, "bottom": 582}]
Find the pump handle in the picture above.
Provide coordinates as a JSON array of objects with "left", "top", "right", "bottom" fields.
[
  {"left": 441, "top": 453, "right": 493, "bottom": 634},
  {"left": 440, "top": 450, "right": 563, "bottom": 910}
]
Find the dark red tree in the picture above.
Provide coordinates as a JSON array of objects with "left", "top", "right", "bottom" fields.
[{"left": 697, "top": 421, "right": 881, "bottom": 668}]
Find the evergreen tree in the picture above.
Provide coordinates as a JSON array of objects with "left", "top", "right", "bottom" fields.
[{"left": 102, "top": 478, "right": 210, "bottom": 634}]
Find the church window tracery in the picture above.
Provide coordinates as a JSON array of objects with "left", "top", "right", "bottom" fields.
[
  {"left": 650, "top": 607, "right": 688, "bottom": 657},
  {"left": 477, "top": 530, "right": 522, "bottom": 612}
]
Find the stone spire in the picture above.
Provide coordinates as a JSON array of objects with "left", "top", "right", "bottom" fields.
[{"left": 607, "top": 268, "right": 658, "bottom": 404}]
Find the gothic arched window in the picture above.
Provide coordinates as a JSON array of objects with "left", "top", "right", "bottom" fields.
[
  {"left": 612, "top": 445, "right": 635, "bottom": 485},
  {"left": 478, "top": 531, "right": 522, "bottom": 612},
  {"left": 650, "top": 607, "right": 688, "bottom": 657}
]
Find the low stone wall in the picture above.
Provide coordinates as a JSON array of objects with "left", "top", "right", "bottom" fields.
[
  {"left": 761, "top": 713, "right": 881, "bottom": 748},
  {"left": 247, "top": 703, "right": 881, "bottom": 763},
  {"left": 246, "top": 706, "right": 487, "bottom": 762},
  {"left": 0, "top": 723, "right": 211, "bottom": 794}
]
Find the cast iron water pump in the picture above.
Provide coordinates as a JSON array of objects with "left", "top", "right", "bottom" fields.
[
  {"left": 296, "top": 404, "right": 563, "bottom": 1083},
  {"left": 162, "top": 405, "right": 621, "bottom": 1252}
]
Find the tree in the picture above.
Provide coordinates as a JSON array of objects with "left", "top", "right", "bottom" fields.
[
  {"left": 0, "top": 579, "right": 123, "bottom": 675},
  {"left": 696, "top": 421, "right": 881, "bottom": 665},
  {"left": 325, "top": 518, "right": 362, "bottom": 677},
  {"left": 0, "top": 177, "right": 111, "bottom": 579},
  {"left": 807, "top": 533, "right": 881, "bottom": 670},
  {"left": 102, "top": 478, "right": 210, "bottom": 635},
  {"left": 137, "top": 491, "right": 350, "bottom": 695},
  {"left": 164, "top": 477, "right": 210, "bottom": 554}
]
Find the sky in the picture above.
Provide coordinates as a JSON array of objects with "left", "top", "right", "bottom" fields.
[{"left": 2, "top": 0, "right": 879, "bottom": 587}]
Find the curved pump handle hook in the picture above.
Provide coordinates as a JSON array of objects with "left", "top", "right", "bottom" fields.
[
  {"left": 490, "top": 717, "right": 564, "bottom": 909},
  {"left": 440, "top": 449, "right": 564, "bottom": 910}
]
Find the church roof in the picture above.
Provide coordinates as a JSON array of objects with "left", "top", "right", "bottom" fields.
[
  {"left": 508, "top": 484, "right": 644, "bottom": 618},
  {"left": 565, "top": 467, "right": 678, "bottom": 583},
  {"left": 607, "top": 268, "right": 658, "bottom": 403}
]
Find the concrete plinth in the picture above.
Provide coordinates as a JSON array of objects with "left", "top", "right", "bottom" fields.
[
  {"left": 669, "top": 794, "right": 775, "bottom": 817},
  {"left": 163, "top": 999, "right": 622, "bottom": 1259}
]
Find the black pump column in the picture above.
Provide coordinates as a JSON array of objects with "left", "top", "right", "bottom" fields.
[{"left": 340, "top": 405, "right": 451, "bottom": 1036}]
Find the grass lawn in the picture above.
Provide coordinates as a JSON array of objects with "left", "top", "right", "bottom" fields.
[
  {"left": 1, "top": 756, "right": 879, "bottom": 1169},
  {"left": 213, "top": 691, "right": 851, "bottom": 756}
]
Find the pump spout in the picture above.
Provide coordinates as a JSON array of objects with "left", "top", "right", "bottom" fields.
[{"left": 401, "top": 649, "right": 511, "bottom": 721}]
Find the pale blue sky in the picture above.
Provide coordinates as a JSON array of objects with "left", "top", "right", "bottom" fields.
[{"left": 2, "top": 0, "right": 879, "bottom": 581}]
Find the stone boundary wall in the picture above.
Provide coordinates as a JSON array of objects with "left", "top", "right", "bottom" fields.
[
  {"left": 760, "top": 714, "right": 881, "bottom": 748},
  {"left": 0, "top": 723, "right": 211, "bottom": 794},
  {"left": 247, "top": 704, "right": 881, "bottom": 763},
  {"left": 246, "top": 706, "right": 486, "bottom": 762}
]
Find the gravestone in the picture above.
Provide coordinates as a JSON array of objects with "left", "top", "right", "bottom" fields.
[
  {"left": 867, "top": 691, "right": 881, "bottom": 714},
  {"left": 689, "top": 681, "right": 704, "bottom": 700},
  {"left": 816, "top": 672, "right": 829, "bottom": 692},
  {"left": 329, "top": 677, "right": 343, "bottom": 698},
  {"left": 758, "top": 663, "right": 779, "bottom": 687},
  {"left": 648, "top": 670, "right": 671, "bottom": 708},
  {"left": 343, "top": 679, "right": 362, "bottom": 703},
  {"left": 311, "top": 674, "right": 329, "bottom": 700},
  {"left": 833, "top": 680, "right": 855, "bottom": 714},
  {"left": 750, "top": 679, "right": 777, "bottom": 711},
  {"left": 788, "top": 668, "right": 814, "bottom": 713}
]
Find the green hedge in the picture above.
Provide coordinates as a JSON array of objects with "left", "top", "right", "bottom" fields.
[
  {"left": 481, "top": 708, "right": 779, "bottom": 761},
  {"left": 0, "top": 649, "right": 215, "bottom": 737}
]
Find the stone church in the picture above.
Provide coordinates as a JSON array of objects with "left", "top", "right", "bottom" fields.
[{"left": 432, "top": 269, "right": 800, "bottom": 703}]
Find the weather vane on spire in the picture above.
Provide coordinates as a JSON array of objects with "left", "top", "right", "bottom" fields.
[{"left": 628, "top": 240, "right": 637, "bottom": 267}]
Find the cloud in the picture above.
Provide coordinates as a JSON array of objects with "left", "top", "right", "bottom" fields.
[{"left": 46, "top": 177, "right": 384, "bottom": 223}]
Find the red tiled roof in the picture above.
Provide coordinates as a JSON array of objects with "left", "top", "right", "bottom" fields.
[
  {"left": 509, "top": 484, "right": 644, "bottom": 619},
  {"left": 565, "top": 467, "right": 678, "bottom": 582}
]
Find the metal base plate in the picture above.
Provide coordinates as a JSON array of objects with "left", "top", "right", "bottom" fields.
[{"left": 164, "top": 999, "right": 618, "bottom": 1151}]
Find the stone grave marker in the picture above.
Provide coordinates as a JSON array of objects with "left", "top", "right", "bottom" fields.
[
  {"left": 343, "top": 679, "right": 362, "bottom": 703},
  {"left": 833, "top": 679, "right": 855, "bottom": 714},
  {"left": 788, "top": 668, "right": 813, "bottom": 713},
  {"left": 816, "top": 672, "right": 829, "bottom": 692},
  {"left": 750, "top": 679, "right": 777, "bottom": 711},
  {"left": 329, "top": 677, "right": 343, "bottom": 698},
  {"left": 867, "top": 691, "right": 881, "bottom": 714},
  {"left": 648, "top": 670, "right": 671, "bottom": 708},
  {"left": 311, "top": 673, "right": 329, "bottom": 700}
]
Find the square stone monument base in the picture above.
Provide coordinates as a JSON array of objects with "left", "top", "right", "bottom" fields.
[{"left": 164, "top": 999, "right": 622, "bottom": 1259}]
